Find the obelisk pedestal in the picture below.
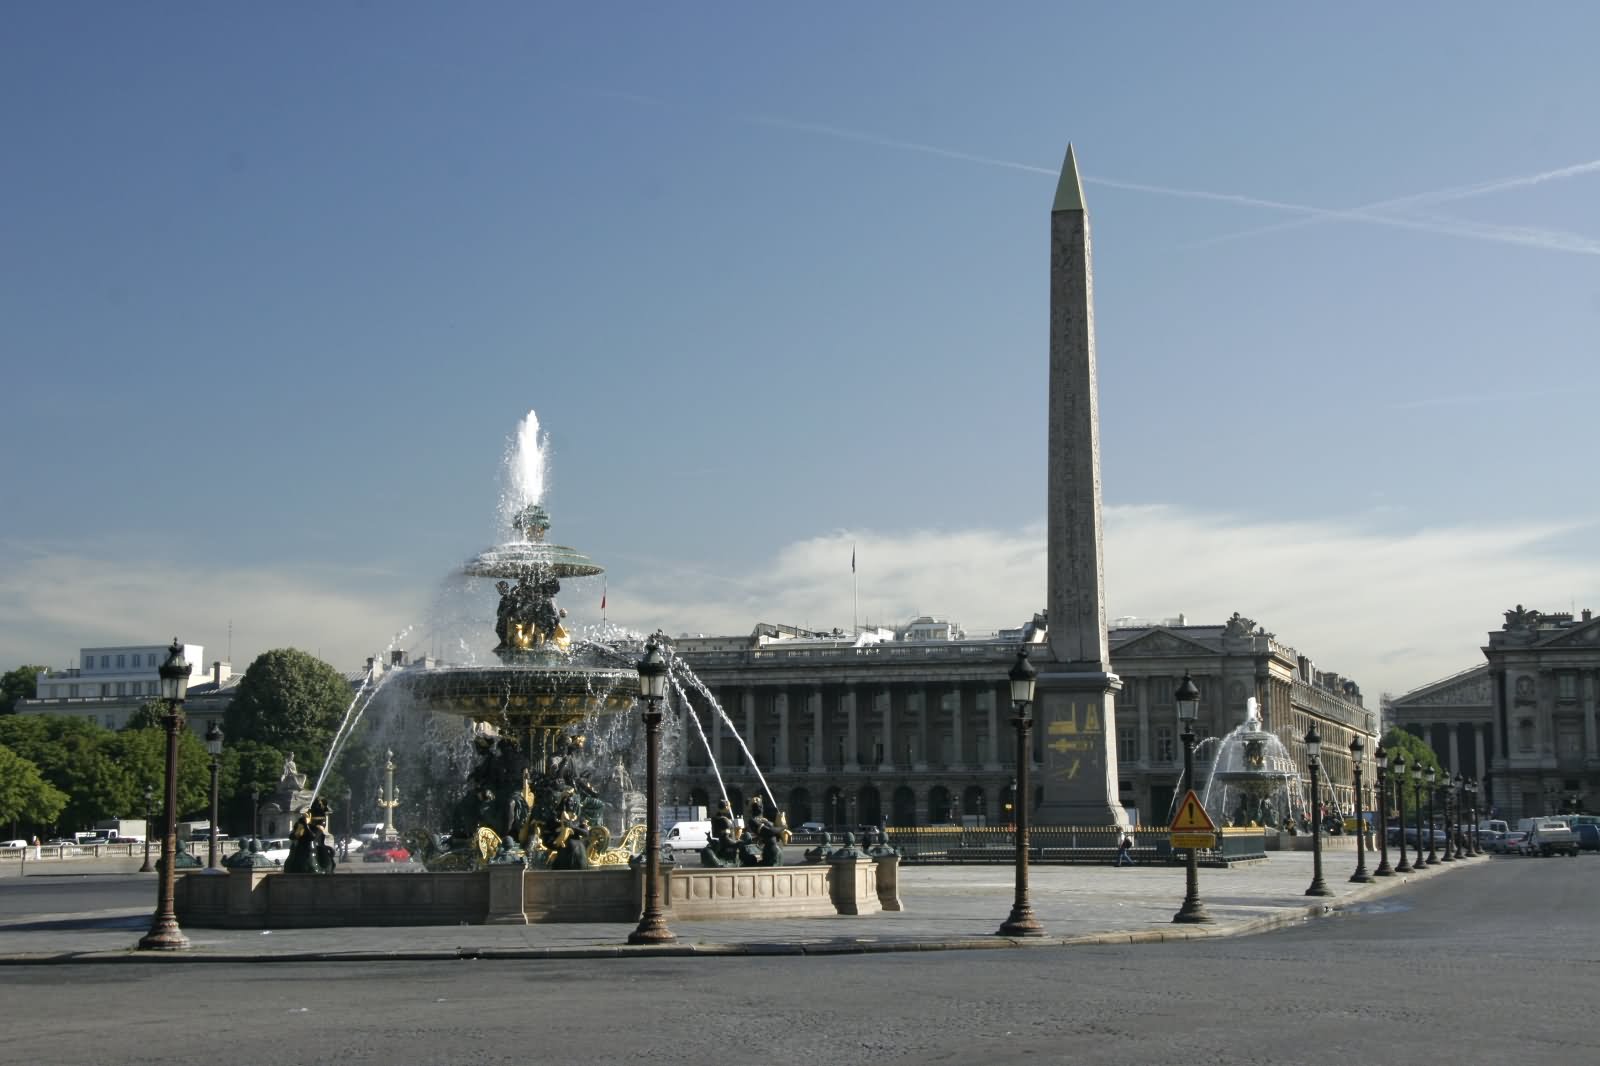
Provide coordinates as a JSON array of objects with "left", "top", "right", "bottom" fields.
[{"left": 1033, "top": 143, "right": 1126, "bottom": 829}]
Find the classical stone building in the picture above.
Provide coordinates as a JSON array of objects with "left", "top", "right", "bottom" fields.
[
  {"left": 666, "top": 612, "right": 1375, "bottom": 829},
  {"left": 1388, "top": 605, "right": 1600, "bottom": 820}
]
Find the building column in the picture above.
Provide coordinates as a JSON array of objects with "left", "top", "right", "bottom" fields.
[
  {"left": 880, "top": 687, "right": 894, "bottom": 769},
  {"left": 1475, "top": 722, "right": 1487, "bottom": 780},
  {"left": 915, "top": 689, "right": 929, "bottom": 771},
  {"left": 1584, "top": 670, "right": 1598, "bottom": 760},
  {"left": 711, "top": 690, "right": 724, "bottom": 766},
  {"left": 742, "top": 687, "right": 756, "bottom": 769},
  {"left": 1449, "top": 725, "right": 1461, "bottom": 776},
  {"left": 1136, "top": 678, "right": 1150, "bottom": 769},
  {"left": 985, "top": 685, "right": 1002, "bottom": 771},
  {"left": 811, "top": 688, "right": 825, "bottom": 772},
  {"left": 775, "top": 690, "right": 790, "bottom": 771},
  {"left": 949, "top": 687, "right": 964, "bottom": 768},
  {"left": 844, "top": 686, "right": 859, "bottom": 771}
]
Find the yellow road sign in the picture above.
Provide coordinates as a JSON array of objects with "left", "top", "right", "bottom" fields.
[
  {"left": 1169, "top": 790, "right": 1217, "bottom": 833},
  {"left": 1171, "top": 832, "right": 1217, "bottom": 849}
]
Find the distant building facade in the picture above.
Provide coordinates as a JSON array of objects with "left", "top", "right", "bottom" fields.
[
  {"left": 666, "top": 612, "right": 1375, "bottom": 828},
  {"left": 1388, "top": 605, "right": 1600, "bottom": 820},
  {"left": 20, "top": 644, "right": 233, "bottom": 736}
]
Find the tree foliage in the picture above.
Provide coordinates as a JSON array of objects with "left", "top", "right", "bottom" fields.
[
  {"left": 225, "top": 649, "right": 352, "bottom": 764},
  {"left": 0, "top": 743, "right": 68, "bottom": 830},
  {"left": 1, "top": 665, "right": 46, "bottom": 714},
  {"left": 1380, "top": 727, "right": 1446, "bottom": 809}
]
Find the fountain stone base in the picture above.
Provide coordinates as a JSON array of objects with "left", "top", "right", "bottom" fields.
[{"left": 175, "top": 860, "right": 897, "bottom": 928}]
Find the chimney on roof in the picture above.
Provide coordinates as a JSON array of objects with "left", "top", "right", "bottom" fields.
[
  {"left": 212, "top": 661, "right": 221, "bottom": 687},
  {"left": 391, "top": 650, "right": 405, "bottom": 667},
  {"left": 1585, "top": 609, "right": 1593, "bottom": 622}
]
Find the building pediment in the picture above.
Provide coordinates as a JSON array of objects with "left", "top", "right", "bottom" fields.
[
  {"left": 1111, "top": 628, "right": 1217, "bottom": 658},
  {"left": 1392, "top": 666, "right": 1492, "bottom": 708},
  {"left": 1533, "top": 619, "right": 1600, "bottom": 649}
]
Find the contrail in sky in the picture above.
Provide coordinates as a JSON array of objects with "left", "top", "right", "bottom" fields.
[
  {"left": 1187, "top": 158, "right": 1600, "bottom": 249},
  {"left": 745, "top": 113, "right": 1600, "bottom": 256}
]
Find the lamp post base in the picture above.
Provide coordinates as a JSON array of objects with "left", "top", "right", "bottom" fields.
[
  {"left": 137, "top": 919, "right": 190, "bottom": 952},
  {"left": 1305, "top": 877, "right": 1334, "bottom": 897},
  {"left": 998, "top": 903, "right": 1045, "bottom": 937},
  {"left": 1349, "top": 869, "right": 1373, "bottom": 883},
  {"left": 627, "top": 912, "right": 676, "bottom": 945},
  {"left": 1172, "top": 898, "right": 1213, "bottom": 924}
]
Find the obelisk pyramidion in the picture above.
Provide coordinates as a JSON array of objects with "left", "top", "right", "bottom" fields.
[{"left": 1034, "top": 144, "right": 1126, "bottom": 829}]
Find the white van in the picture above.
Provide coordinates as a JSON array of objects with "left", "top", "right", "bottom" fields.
[{"left": 662, "top": 820, "right": 712, "bottom": 852}]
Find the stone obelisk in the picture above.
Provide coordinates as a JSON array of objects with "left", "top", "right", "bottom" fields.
[{"left": 1034, "top": 144, "right": 1126, "bottom": 828}]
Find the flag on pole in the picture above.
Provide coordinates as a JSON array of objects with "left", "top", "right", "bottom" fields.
[
  {"left": 601, "top": 580, "right": 607, "bottom": 611},
  {"left": 851, "top": 545, "right": 856, "bottom": 573}
]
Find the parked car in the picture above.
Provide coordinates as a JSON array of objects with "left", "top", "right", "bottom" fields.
[
  {"left": 797, "top": 822, "right": 827, "bottom": 835},
  {"left": 1, "top": 840, "right": 28, "bottom": 849},
  {"left": 363, "top": 842, "right": 411, "bottom": 863},
  {"left": 1478, "top": 829, "right": 1504, "bottom": 852},
  {"left": 258, "top": 838, "right": 293, "bottom": 865},
  {"left": 1571, "top": 823, "right": 1600, "bottom": 852},
  {"left": 1496, "top": 830, "right": 1528, "bottom": 854},
  {"left": 1527, "top": 820, "right": 1579, "bottom": 857}
]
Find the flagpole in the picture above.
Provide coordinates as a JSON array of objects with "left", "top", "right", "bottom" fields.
[{"left": 852, "top": 542, "right": 858, "bottom": 637}]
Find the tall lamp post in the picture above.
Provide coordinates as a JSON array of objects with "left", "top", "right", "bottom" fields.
[
  {"left": 998, "top": 646, "right": 1044, "bottom": 936},
  {"left": 205, "top": 722, "right": 223, "bottom": 869},
  {"left": 1304, "top": 725, "right": 1332, "bottom": 897},
  {"left": 138, "top": 639, "right": 191, "bottom": 951},
  {"left": 1373, "top": 745, "right": 1393, "bottom": 876},
  {"left": 1424, "top": 765, "right": 1439, "bottom": 864},
  {"left": 1349, "top": 735, "right": 1371, "bottom": 883},
  {"left": 1441, "top": 771, "right": 1456, "bottom": 862},
  {"left": 1453, "top": 773, "right": 1468, "bottom": 857},
  {"left": 1392, "top": 755, "right": 1412, "bottom": 873},
  {"left": 1411, "top": 762, "right": 1426, "bottom": 865},
  {"left": 139, "top": 784, "right": 155, "bottom": 873},
  {"left": 1172, "top": 672, "right": 1212, "bottom": 924},
  {"left": 629, "top": 637, "right": 675, "bottom": 945},
  {"left": 1467, "top": 778, "right": 1481, "bottom": 855}
]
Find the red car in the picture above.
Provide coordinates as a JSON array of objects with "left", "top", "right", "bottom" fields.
[{"left": 363, "top": 842, "right": 411, "bottom": 863}]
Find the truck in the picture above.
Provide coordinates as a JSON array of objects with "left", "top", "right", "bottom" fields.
[{"left": 89, "top": 819, "right": 148, "bottom": 843}]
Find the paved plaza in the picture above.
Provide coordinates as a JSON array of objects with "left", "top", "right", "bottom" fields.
[{"left": 0, "top": 849, "right": 1479, "bottom": 963}]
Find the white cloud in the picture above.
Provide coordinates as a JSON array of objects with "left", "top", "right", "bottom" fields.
[{"left": 7, "top": 506, "right": 1597, "bottom": 705}]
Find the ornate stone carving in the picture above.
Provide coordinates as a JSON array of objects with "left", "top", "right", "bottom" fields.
[
  {"left": 1402, "top": 673, "right": 1493, "bottom": 707},
  {"left": 1503, "top": 604, "right": 1540, "bottom": 631},
  {"left": 1223, "top": 613, "right": 1256, "bottom": 638}
]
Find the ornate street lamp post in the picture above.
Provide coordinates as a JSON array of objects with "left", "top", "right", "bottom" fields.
[
  {"left": 1304, "top": 725, "right": 1333, "bottom": 897},
  {"left": 138, "top": 639, "right": 191, "bottom": 951},
  {"left": 998, "top": 647, "right": 1044, "bottom": 936},
  {"left": 629, "top": 637, "right": 675, "bottom": 945},
  {"left": 1453, "top": 773, "right": 1468, "bottom": 857},
  {"left": 1172, "top": 672, "right": 1212, "bottom": 924},
  {"left": 1424, "top": 765, "right": 1439, "bottom": 865},
  {"left": 1373, "top": 744, "right": 1393, "bottom": 876},
  {"left": 1392, "top": 755, "right": 1412, "bottom": 873},
  {"left": 139, "top": 784, "right": 155, "bottom": 873},
  {"left": 1441, "top": 772, "right": 1456, "bottom": 862},
  {"left": 1468, "top": 778, "right": 1482, "bottom": 855},
  {"left": 1349, "top": 735, "right": 1371, "bottom": 883},
  {"left": 205, "top": 722, "right": 223, "bottom": 869},
  {"left": 1412, "top": 761, "right": 1426, "bottom": 866}
]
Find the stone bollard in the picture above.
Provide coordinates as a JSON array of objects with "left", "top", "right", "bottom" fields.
[
  {"left": 828, "top": 840, "right": 882, "bottom": 916},
  {"left": 873, "top": 852, "right": 903, "bottom": 912},
  {"left": 485, "top": 862, "right": 529, "bottom": 925}
]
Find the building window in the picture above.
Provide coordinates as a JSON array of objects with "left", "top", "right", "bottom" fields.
[
  {"left": 68, "top": 684, "right": 79, "bottom": 697},
  {"left": 116, "top": 654, "right": 126, "bottom": 668},
  {"left": 1155, "top": 726, "right": 1175, "bottom": 763},
  {"left": 147, "top": 653, "right": 157, "bottom": 667},
  {"left": 100, "top": 655, "right": 110, "bottom": 669},
  {"left": 1118, "top": 726, "right": 1139, "bottom": 762},
  {"left": 116, "top": 682, "right": 127, "bottom": 696},
  {"left": 1518, "top": 719, "right": 1535, "bottom": 752},
  {"left": 105, "top": 715, "right": 115, "bottom": 728},
  {"left": 1558, "top": 673, "right": 1578, "bottom": 700}
]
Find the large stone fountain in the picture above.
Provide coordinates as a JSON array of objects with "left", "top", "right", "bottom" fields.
[{"left": 1201, "top": 699, "right": 1308, "bottom": 834}]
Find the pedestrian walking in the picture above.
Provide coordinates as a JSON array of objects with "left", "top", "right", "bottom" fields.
[{"left": 1115, "top": 833, "right": 1134, "bottom": 866}]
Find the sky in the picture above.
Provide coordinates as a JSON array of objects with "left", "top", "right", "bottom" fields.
[{"left": 3, "top": 4, "right": 1598, "bottom": 703}]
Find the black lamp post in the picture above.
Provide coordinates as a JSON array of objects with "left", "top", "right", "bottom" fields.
[
  {"left": 1373, "top": 744, "right": 1393, "bottom": 876},
  {"left": 1424, "top": 765, "right": 1439, "bottom": 865},
  {"left": 629, "top": 637, "right": 675, "bottom": 945},
  {"left": 1392, "top": 754, "right": 1412, "bottom": 873},
  {"left": 1412, "top": 762, "right": 1426, "bottom": 866},
  {"left": 1172, "top": 671, "right": 1212, "bottom": 923},
  {"left": 1441, "top": 772, "right": 1456, "bottom": 862},
  {"left": 1453, "top": 773, "right": 1468, "bottom": 857},
  {"left": 251, "top": 789, "right": 260, "bottom": 840},
  {"left": 138, "top": 639, "right": 191, "bottom": 951},
  {"left": 1468, "top": 778, "right": 1481, "bottom": 855},
  {"left": 998, "top": 646, "right": 1044, "bottom": 936},
  {"left": 343, "top": 786, "right": 353, "bottom": 856},
  {"left": 1349, "top": 735, "right": 1371, "bottom": 883},
  {"left": 205, "top": 721, "right": 223, "bottom": 869},
  {"left": 1305, "top": 725, "right": 1333, "bottom": 896},
  {"left": 139, "top": 784, "right": 155, "bottom": 873}
]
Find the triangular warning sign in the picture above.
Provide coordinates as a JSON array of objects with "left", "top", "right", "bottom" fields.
[{"left": 1169, "top": 790, "right": 1216, "bottom": 833}]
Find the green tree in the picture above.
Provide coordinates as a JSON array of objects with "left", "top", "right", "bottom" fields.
[
  {"left": 108, "top": 725, "right": 211, "bottom": 822},
  {"left": 1380, "top": 727, "right": 1445, "bottom": 812},
  {"left": 0, "top": 743, "right": 68, "bottom": 835},
  {"left": 224, "top": 648, "right": 352, "bottom": 762},
  {"left": 1, "top": 665, "right": 47, "bottom": 714},
  {"left": 0, "top": 715, "right": 122, "bottom": 831}
]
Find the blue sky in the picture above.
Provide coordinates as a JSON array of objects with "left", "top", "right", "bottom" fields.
[{"left": 3, "top": 4, "right": 1598, "bottom": 701}]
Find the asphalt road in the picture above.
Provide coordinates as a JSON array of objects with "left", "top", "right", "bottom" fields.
[{"left": 1, "top": 857, "right": 1592, "bottom": 1066}]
